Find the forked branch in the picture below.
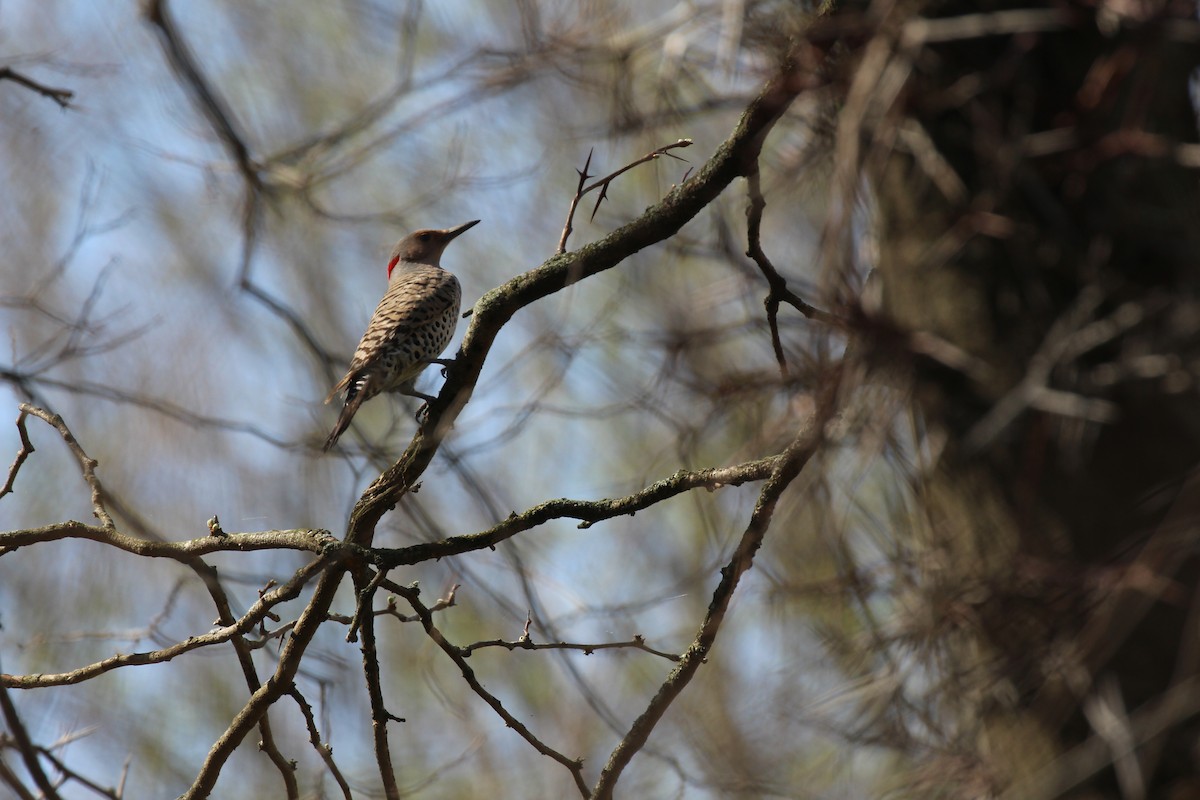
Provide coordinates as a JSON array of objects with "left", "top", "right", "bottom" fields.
[{"left": 557, "top": 139, "right": 693, "bottom": 254}]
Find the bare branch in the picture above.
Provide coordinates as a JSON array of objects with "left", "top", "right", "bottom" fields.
[
  {"left": 396, "top": 584, "right": 591, "bottom": 798},
  {"left": 0, "top": 682, "right": 63, "bottom": 799},
  {"left": 354, "top": 571, "right": 401, "bottom": 800},
  {"left": 745, "top": 164, "right": 837, "bottom": 379},
  {"left": 2, "top": 555, "right": 332, "bottom": 688},
  {"left": 461, "top": 631, "right": 680, "bottom": 663},
  {"left": 557, "top": 139, "right": 693, "bottom": 254},
  {"left": 592, "top": 381, "right": 836, "bottom": 799},
  {"left": 371, "top": 583, "right": 459, "bottom": 622},
  {"left": 373, "top": 455, "right": 784, "bottom": 568},
  {"left": 287, "top": 687, "right": 352, "bottom": 800},
  {"left": 0, "top": 407, "right": 35, "bottom": 500},
  {"left": 143, "top": 0, "right": 260, "bottom": 189},
  {"left": 0, "top": 521, "right": 336, "bottom": 560},
  {"left": 0, "top": 66, "right": 73, "bottom": 108},
  {"left": 17, "top": 404, "right": 113, "bottom": 527}
]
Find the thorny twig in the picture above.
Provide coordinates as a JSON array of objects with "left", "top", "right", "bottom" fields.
[{"left": 557, "top": 139, "right": 693, "bottom": 254}]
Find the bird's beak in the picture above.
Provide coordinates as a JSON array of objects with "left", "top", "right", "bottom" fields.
[{"left": 444, "top": 219, "right": 480, "bottom": 240}]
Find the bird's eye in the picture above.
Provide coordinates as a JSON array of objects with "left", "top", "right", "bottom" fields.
[{"left": 418, "top": 232, "right": 431, "bottom": 241}]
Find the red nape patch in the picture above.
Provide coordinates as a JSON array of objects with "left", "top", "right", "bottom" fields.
[{"left": 386, "top": 256, "right": 399, "bottom": 278}]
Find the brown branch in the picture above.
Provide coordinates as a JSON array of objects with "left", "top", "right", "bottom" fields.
[
  {"left": 557, "top": 139, "right": 693, "bottom": 254},
  {"left": 0, "top": 521, "right": 336, "bottom": 560},
  {"left": 0, "top": 67, "right": 73, "bottom": 109},
  {"left": 374, "top": 456, "right": 784, "bottom": 568},
  {"left": 354, "top": 571, "right": 401, "bottom": 800},
  {"left": 17, "top": 744, "right": 120, "bottom": 800},
  {"left": 745, "top": 165, "right": 837, "bottom": 379},
  {"left": 396, "top": 584, "right": 591, "bottom": 798},
  {"left": 287, "top": 686, "right": 352, "bottom": 800},
  {"left": 372, "top": 583, "right": 459, "bottom": 622},
  {"left": 182, "top": 557, "right": 349, "bottom": 798},
  {"left": 16, "top": 404, "right": 113, "bottom": 528},
  {"left": 0, "top": 682, "right": 63, "bottom": 799},
  {"left": 461, "top": 631, "right": 680, "bottom": 663},
  {"left": 2, "top": 556, "right": 332, "bottom": 688},
  {"left": 592, "top": 374, "right": 837, "bottom": 799},
  {"left": 186, "top": 560, "right": 298, "bottom": 799},
  {"left": 556, "top": 148, "right": 594, "bottom": 255},
  {"left": 143, "top": 0, "right": 260, "bottom": 190},
  {"left": 0, "top": 407, "right": 35, "bottom": 500}
]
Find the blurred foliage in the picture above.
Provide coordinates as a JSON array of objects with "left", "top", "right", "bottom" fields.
[{"left": 2, "top": 1, "right": 1199, "bottom": 798}]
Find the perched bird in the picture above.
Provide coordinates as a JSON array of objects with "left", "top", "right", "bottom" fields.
[{"left": 323, "top": 220, "right": 479, "bottom": 451}]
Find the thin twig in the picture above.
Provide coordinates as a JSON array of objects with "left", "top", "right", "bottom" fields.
[
  {"left": 373, "top": 583, "right": 459, "bottom": 622},
  {"left": 461, "top": 632, "right": 680, "bottom": 662},
  {"left": 745, "top": 164, "right": 837, "bottom": 379},
  {"left": 556, "top": 149, "right": 594, "bottom": 254},
  {"left": 592, "top": 375, "right": 838, "bottom": 799},
  {"left": 186, "top": 559, "right": 299, "bottom": 800},
  {"left": 143, "top": 0, "right": 260, "bottom": 189},
  {"left": 0, "top": 407, "right": 35, "bottom": 500},
  {"left": 557, "top": 139, "right": 692, "bottom": 254},
  {"left": 2, "top": 555, "right": 333, "bottom": 689},
  {"left": 373, "top": 455, "right": 783, "bottom": 569},
  {"left": 0, "top": 67, "right": 73, "bottom": 108},
  {"left": 17, "top": 404, "right": 113, "bottom": 528},
  {"left": 354, "top": 571, "right": 401, "bottom": 800},
  {"left": 287, "top": 686, "right": 352, "bottom": 800},
  {"left": 32, "top": 745, "right": 121, "bottom": 799},
  {"left": 0, "top": 681, "right": 64, "bottom": 799},
  {"left": 346, "top": 567, "right": 388, "bottom": 643},
  {"left": 396, "top": 584, "right": 591, "bottom": 797}
]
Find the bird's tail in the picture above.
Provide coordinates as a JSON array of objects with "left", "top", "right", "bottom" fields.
[{"left": 324, "top": 380, "right": 366, "bottom": 451}]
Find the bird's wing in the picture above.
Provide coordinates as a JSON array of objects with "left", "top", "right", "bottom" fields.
[{"left": 345, "top": 266, "right": 461, "bottom": 374}]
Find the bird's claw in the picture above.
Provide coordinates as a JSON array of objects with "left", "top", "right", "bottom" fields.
[{"left": 428, "top": 357, "right": 455, "bottom": 379}]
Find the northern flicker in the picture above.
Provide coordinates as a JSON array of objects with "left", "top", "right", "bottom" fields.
[{"left": 323, "top": 220, "right": 478, "bottom": 450}]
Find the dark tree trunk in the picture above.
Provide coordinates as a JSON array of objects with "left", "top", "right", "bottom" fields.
[{"left": 868, "top": 2, "right": 1200, "bottom": 795}]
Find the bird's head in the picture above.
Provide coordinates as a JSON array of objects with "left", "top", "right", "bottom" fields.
[{"left": 387, "top": 219, "right": 479, "bottom": 277}]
